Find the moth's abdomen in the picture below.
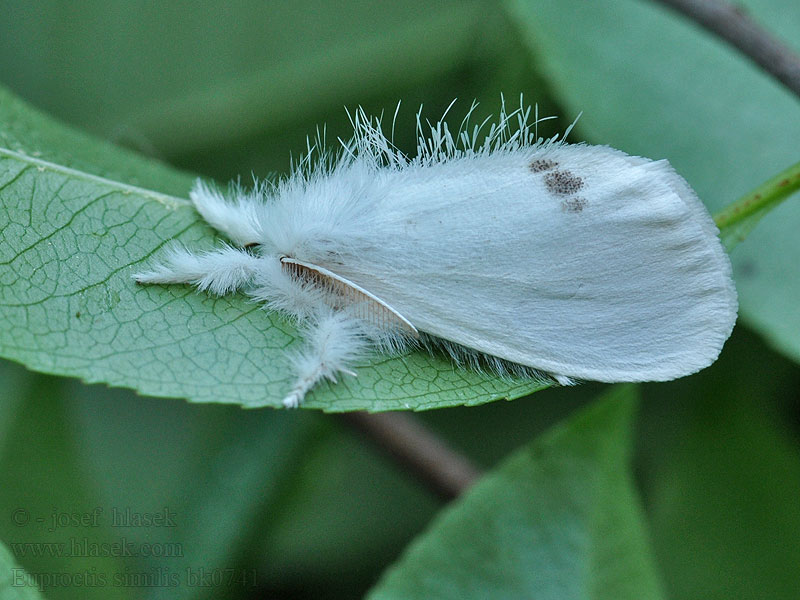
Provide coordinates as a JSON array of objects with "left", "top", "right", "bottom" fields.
[{"left": 280, "top": 256, "right": 419, "bottom": 338}]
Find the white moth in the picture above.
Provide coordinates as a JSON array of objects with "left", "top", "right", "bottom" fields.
[{"left": 134, "top": 101, "right": 738, "bottom": 408}]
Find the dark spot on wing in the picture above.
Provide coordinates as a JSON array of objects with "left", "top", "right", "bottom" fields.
[
  {"left": 529, "top": 159, "right": 558, "bottom": 173},
  {"left": 561, "top": 197, "right": 587, "bottom": 213},
  {"left": 544, "top": 169, "right": 585, "bottom": 196}
]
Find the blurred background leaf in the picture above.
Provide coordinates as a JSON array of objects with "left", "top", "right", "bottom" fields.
[
  {"left": 0, "top": 535, "right": 45, "bottom": 599},
  {"left": 0, "top": 1, "right": 799, "bottom": 599},
  {"left": 638, "top": 325, "right": 800, "bottom": 600},
  {"left": 368, "top": 386, "right": 665, "bottom": 600}
]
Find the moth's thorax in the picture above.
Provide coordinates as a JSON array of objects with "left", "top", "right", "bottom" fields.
[{"left": 259, "top": 165, "right": 391, "bottom": 265}]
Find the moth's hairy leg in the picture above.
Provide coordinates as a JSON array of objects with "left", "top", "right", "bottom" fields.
[
  {"left": 133, "top": 244, "right": 262, "bottom": 295},
  {"left": 190, "top": 180, "right": 263, "bottom": 246},
  {"left": 283, "top": 311, "right": 368, "bottom": 408}
]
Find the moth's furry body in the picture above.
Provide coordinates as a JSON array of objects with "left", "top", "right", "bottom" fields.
[{"left": 134, "top": 102, "right": 737, "bottom": 407}]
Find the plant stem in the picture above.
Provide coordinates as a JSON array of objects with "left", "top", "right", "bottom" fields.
[
  {"left": 714, "top": 161, "right": 800, "bottom": 250},
  {"left": 339, "top": 411, "right": 481, "bottom": 500}
]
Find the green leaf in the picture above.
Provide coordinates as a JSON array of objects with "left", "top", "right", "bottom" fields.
[
  {"left": 0, "top": 1, "right": 482, "bottom": 157},
  {"left": 367, "top": 386, "right": 665, "bottom": 600},
  {"left": 504, "top": 0, "right": 800, "bottom": 363},
  {"left": 112, "top": 2, "right": 486, "bottom": 156},
  {"left": 64, "top": 380, "right": 314, "bottom": 600},
  {"left": 0, "top": 356, "right": 324, "bottom": 600},
  {"left": 0, "top": 87, "right": 547, "bottom": 410},
  {"left": 0, "top": 539, "right": 45, "bottom": 600},
  {"left": 0, "top": 364, "right": 129, "bottom": 600},
  {"left": 0, "top": 87, "right": 191, "bottom": 197},
  {"left": 651, "top": 413, "right": 800, "bottom": 600},
  {"left": 639, "top": 327, "right": 800, "bottom": 600}
]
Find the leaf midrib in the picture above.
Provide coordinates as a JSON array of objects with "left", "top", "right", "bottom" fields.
[{"left": 0, "top": 147, "right": 188, "bottom": 208}]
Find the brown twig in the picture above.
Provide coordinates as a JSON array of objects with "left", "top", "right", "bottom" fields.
[
  {"left": 652, "top": 0, "right": 800, "bottom": 99},
  {"left": 339, "top": 411, "right": 482, "bottom": 501}
]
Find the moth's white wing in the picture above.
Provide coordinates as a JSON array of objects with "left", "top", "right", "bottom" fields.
[{"left": 302, "top": 145, "right": 738, "bottom": 382}]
